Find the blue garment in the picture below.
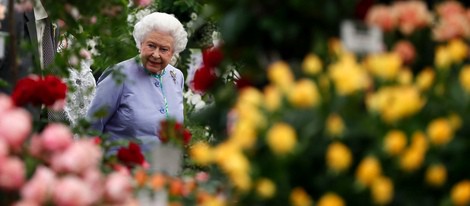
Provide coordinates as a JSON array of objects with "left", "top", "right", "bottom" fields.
[{"left": 87, "top": 57, "right": 184, "bottom": 152}]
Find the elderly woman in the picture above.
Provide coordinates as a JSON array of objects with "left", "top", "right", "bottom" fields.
[{"left": 87, "top": 12, "right": 188, "bottom": 152}]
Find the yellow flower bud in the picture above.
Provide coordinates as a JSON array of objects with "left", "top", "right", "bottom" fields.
[
  {"left": 397, "top": 68, "right": 413, "bottom": 85},
  {"left": 302, "top": 53, "right": 323, "bottom": 75},
  {"left": 256, "top": 178, "right": 276, "bottom": 199},
  {"left": 326, "top": 113, "right": 345, "bottom": 137},
  {"left": 400, "top": 147, "right": 425, "bottom": 172},
  {"left": 317, "top": 193, "right": 345, "bottom": 206},
  {"left": 266, "top": 123, "right": 297, "bottom": 155},
  {"left": 448, "top": 112, "right": 462, "bottom": 130},
  {"left": 425, "top": 164, "right": 447, "bottom": 187},
  {"left": 326, "top": 142, "right": 352, "bottom": 172},
  {"left": 356, "top": 156, "right": 382, "bottom": 187},
  {"left": 459, "top": 65, "right": 470, "bottom": 93},
  {"left": 448, "top": 38, "right": 468, "bottom": 64},
  {"left": 288, "top": 79, "right": 321, "bottom": 108},
  {"left": 427, "top": 118, "right": 454, "bottom": 146},
  {"left": 371, "top": 176, "right": 394, "bottom": 205},
  {"left": 238, "top": 87, "right": 263, "bottom": 107},
  {"left": 410, "top": 131, "right": 428, "bottom": 152},
  {"left": 290, "top": 187, "right": 313, "bottom": 206},
  {"left": 230, "top": 172, "right": 252, "bottom": 192},
  {"left": 366, "top": 52, "right": 402, "bottom": 80},
  {"left": 264, "top": 85, "right": 282, "bottom": 112},
  {"left": 435, "top": 45, "right": 452, "bottom": 69},
  {"left": 190, "top": 142, "right": 213, "bottom": 165},
  {"left": 451, "top": 180, "right": 470, "bottom": 206},
  {"left": 415, "top": 67, "right": 435, "bottom": 91},
  {"left": 267, "top": 61, "right": 294, "bottom": 92},
  {"left": 383, "top": 130, "right": 407, "bottom": 156}
]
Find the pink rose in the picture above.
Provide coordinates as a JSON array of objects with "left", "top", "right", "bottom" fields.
[
  {"left": 104, "top": 172, "right": 133, "bottom": 204},
  {"left": 436, "top": 1, "right": 465, "bottom": 18},
  {"left": 21, "top": 166, "right": 57, "bottom": 204},
  {"left": 51, "top": 139, "right": 102, "bottom": 174},
  {"left": 41, "top": 123, "right": 73, "bottom": 153},
  {"left": 0, "top": 157, "right": 25, "bottom": 190},
  {"left": 52, "top": 176, "right": 95, "bottom": 206},
  {"left": 82, "top": 169, "right": 104, "bottom": 203},
  {"left": 365, "top": 5, "right": 397, "bottom": 32},
  {"left": 0, "top": 94, "right": 13, "bottom": 116},
  {"left": 393, "top": 40, "right": 416, "bottom": 65},
  {"left": 28, "top": 134, "right": 44, "bottom": 159},
  {"left": 0, "top": 108, "right": 32, "bottom": 150},
  {"left": 393, "top": 1, "right": 432, "bottom": 35},
  {"left": 0, "top": 139, "right": 9, "bottom": 162},
  {"left": 133, "top": 0, "right": 153, "bottom": 7}
]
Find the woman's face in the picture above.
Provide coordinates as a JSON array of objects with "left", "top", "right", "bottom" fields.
[{"left": 140, "top": 31, "right": 174, "bottom": 74}]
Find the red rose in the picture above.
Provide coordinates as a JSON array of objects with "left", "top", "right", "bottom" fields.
[
  {"left": 202, "top": 46, "right": 223, "bottom": 68},
  {"left": 182, "top": 129, "right": 192, "bottom": 145},
  {"left": 41, "top": 75, "right": 67, "bottom": 106},
  {"left": 11, "top": 76, "right": 41, "bottom": 106},
  {"left": 117, "top": 142, "right": 145, "bottom": 168},
  {"left": 191, "top": 65, "right": 217, "bottom": 93}
]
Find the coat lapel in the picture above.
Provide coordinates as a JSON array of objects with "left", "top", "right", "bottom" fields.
[{"left": 25, "top": 11, "right": 39, "bottom": 64}]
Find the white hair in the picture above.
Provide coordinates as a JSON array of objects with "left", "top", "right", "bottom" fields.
[{"left": 133, "top": 12, "right": 188, "bottom": 56}]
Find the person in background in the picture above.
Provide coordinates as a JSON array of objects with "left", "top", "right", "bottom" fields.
[
  {"left": 87, "top": 12, "right": 188, "bottom": 152},
  {"left": 0, "top": 0, "right": 60, "bottom": 93}
]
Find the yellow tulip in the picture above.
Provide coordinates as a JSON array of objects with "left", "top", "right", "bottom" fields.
[
  {"left": 366, "top": 52, "right": 402, "bottom": 81},
  {"left": 425, "top": 164, "right": 447, "bottom": 187},
  {"left": 356, "top": 156, "right": 382, "bottom": 187},
  {"left": 448, "top": 38, "right": 468, "bottom": 64},
  {"left": 267, "top": 61, "right": 294, "bottom": 92},
  {"left": 266, "top": 123, "right": 297, "bottom": 155},
  {"left": 415, "top": 67, "right": 435, "bottom": 91},
  {"left": 317, "top": 193, "right": 345, "bottom": 206},
  {"left": 435, "top": 45, "right": 453, "bottom": 69},
  {"left": 326, "top": 142, "right": 352, "bottom": 172},
  {"left": 290, "top": 187, "right": 313, "bottom": 206},
  {"left": 451, "top": 180, "right": 470, "bottom": 206},
  {"left": 326, "top": 113, "right": 345, "bottom": 137},
  {"left": 288, "top": 79, "right": 321, "bottom": 108},
  {"left": 256, "top": 178, "right": 276, "bottom": 199},
  {"left": 397, "top": 68, "right": 413, "bottom": 85},
  {"left": 263, "top": 85, "right": 282, "bottom": 112},
  {"left": 427, "top": 118, "right": 454, "bottom": 146},
  {"left": 459, "top": 65, "right": 470, "bottom": 93},
  {"left": 302, "top": 53, "right": 323, "bottom": 75},
  {"left": 383, "top": 130, "right": 407, "bottom": 156},
  {"left": 189, "top": 142, "right": 213, "bottom": 165},
  {"left": 400, "top": 147, "right": 425, "bottom": 172},
  {"left": 371, "top": 176, "right": 394, "bottom": 205}
]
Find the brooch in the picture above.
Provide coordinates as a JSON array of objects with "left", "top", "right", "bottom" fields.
[{"left": 170, "top": 70, "right": 176, "bottom": 84}]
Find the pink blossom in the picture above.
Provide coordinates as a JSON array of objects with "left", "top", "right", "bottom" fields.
[
  {"left": 28, "top": 134, "right": 44, "bottom": 159},
  {"left": 133, "top": 0, "right": 153, "bottom": 7},
  {"left": 0, "top": 157, "right": 25, "bottom": 190},
  {"left": 0, "top": 108, "right": 32, "bottom": 150},
  {"left": 0, "top": 94, "right": 13, "bottom": 116},
  {"left": 49, "top": 99, "right": 66, "bottom": 111},
  {"left": 79, "top": 49, "right": 92, "bottom": 60},
  {"left": 433, "top": 14, "right": 470, "bottom": 41},
  {"left": 393, "top": 1, "right": 432, "bottom": 35},
  {"left": 195, "top": 171, "right": 210, "bottom": 183},
  {"left": 52, "top": 176, "right": 95, "bottom": 206},
  {"left": 50, "top": 139, "right": 102, "bottom": 174},
  {"left": 40, "top": 123, "right": 73, "bottom": 153},
  {"left": 82, "top": 169, "right": 104, "bottom": 203},
  {"left": 393, "top": 40, "right": 416, "bottom": 65},
  {"left": 104, "top": 172, "right": 133, "bottom": 204},
  {"left": 436, "top": 1, "right": 465, "bottom": 18},
  {"left": 365, "top": 5, "right": 397, "bottom": 32},
  {"left": 21, "top": 166, "right": 57, "bottom": 204},
  {"left": 0, "top": 139, "right": 9, "bottom": 162}
]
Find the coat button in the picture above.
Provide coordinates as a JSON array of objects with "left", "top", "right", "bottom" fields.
[
  {"left": 159, "top": 108, "right": 165, "bottom": 114},
  {"left": 154, "top": 81, "right": 160, "bottom": 87}
]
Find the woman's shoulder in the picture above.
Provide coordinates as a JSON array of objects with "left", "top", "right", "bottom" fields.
[{"left": 97, "top": 57, "right": 141, "bottom": 83}]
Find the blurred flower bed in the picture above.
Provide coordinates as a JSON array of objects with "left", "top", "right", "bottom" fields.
[{"left": 187, "top": 1, "right": 470, "bottom": 205}]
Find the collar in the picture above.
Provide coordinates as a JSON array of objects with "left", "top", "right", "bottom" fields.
[{"left": 33, "top": 0, "right": 48, "bottom": 21}]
